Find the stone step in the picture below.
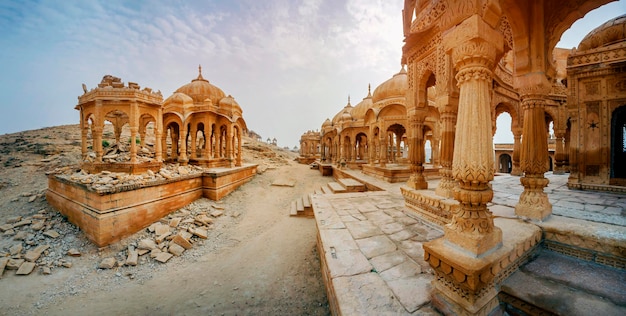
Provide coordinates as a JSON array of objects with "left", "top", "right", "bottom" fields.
[
  {"left": 500, "top": 250, "right": 626, "bottom": 315},
  {"left": 327, "top": 182, "right": 347, "bottom": 193},
  {"left": 320, "top": 185, "right": 330, "bottom": 194},
  {"left": 314, "top": 188, "right": 323, "bottom": 195},
  {"left": 337, "top": 178, "right": 366, "bottom": 192},
  {"left": 296, "top": 198, "right": 304, "bottom": 212},
  {"left": 289, "top": 201, "right": 297, "bottom": 216},
  {"left": 302, "top": 194, "right": 311, "bottom": 209}
]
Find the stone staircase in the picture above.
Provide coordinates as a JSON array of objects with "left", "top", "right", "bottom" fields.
[
  {"left": 290, "top": 177, "right": 367, "bottom": 217},
  {"left": 289, "top": 194, "right": 314, "bottom": 217},
  {"left": 499, "top": 249, "right": 626, "bottom": 316}
]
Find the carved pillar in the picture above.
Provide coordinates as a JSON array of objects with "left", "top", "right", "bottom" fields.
[
  {"left": 553, "top": 129, "right": 566, "bottom": 174},
  {"left": 81, "top": 123, "right": 88, "bottom": 161},
  {"left": 190, "top": 125, "right": 197, "bottom": 159},
  {"left": 227, "top": 126, "right": 234, "bottom": 167},
  {"left": 236, "top": 129, "right": 242, "bottom": 167},
  {"left": 515, "top": 78, "right": 552, "bottom": 220},
  {"left": 447, "top": 28, "right": 502, "bottom": 256},
  {"left": 155, "top": 108, "right": 163, "bottom": 162},
  {"left": 178, "top": 124, "right": 188, "bottom": 163},
  {"left": 379, "top": 134, "right": 387, "bottom": 167},
  {"left": 423, "top": 16, "right": 505, "bottom": 316},
  {"left": 395, "top": 133, "right": 401, "bottom": 163},
  {"left": 93, "top": 126, "right": 103, "bottom": 163},
  {"left": 407, "top": 111, "right": 428, "bottom": 189},
  {"left": 510, "top": 127, "right": 523, "bottom": 175},
  {"left": 129, "top": 126, "right": 138, "bottom": 163},
  {"left": 435, "top": 106, "right": 457, "bottom": 198}
]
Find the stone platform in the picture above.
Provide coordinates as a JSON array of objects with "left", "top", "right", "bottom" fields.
[
  {"left": 46, "top": 164, "right": 257, "bottom": 246},
  {"left": 312, "top": 170, "right": 626, "bottom": 315}
]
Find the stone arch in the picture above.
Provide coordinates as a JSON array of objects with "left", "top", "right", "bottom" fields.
[
  {"left": 416, "top": 70, "right": 437, "bottom": 109},
  {"left": 494, "top": 102, "right": 519, "bottom": 136},
  {"left": 355, "top": 132, "right": 368, "bottom": 161}
]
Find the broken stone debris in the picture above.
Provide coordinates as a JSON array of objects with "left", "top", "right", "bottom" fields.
[{"left": 0, "top": 192, "right": 228, "bottom": 279}]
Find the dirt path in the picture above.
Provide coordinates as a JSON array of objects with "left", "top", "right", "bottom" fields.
[{"left": 0, "top": 139, "right": 331, "bottom": 315}]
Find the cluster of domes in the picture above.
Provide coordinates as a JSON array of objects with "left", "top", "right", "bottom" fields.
[
  {"left": 324, "top": 67, "right": 408, "bottom": 130},
  {"left": 164, "top": 66, "right": 242, "bottom": 118}
]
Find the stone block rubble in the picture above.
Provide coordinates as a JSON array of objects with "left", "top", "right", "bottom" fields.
[
  {"left": 95, "top": 199, "right": 226, "bottom": 268},
  {"left": 0, "top": 208, "right": 82, "bottom": 277},
  {"left": 1, "top": 198, "right": 232, "bottom": 278}
]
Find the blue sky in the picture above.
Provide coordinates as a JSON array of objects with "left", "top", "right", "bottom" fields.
[{"left": 0, "top": 1, "right": 624, "bottom": 148}]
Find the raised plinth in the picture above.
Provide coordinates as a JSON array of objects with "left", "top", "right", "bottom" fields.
[
  {"left": 46, "top": 164, "right": 257, "bottom": 246},
  {"left": 361, "top": 164, "right": 411, "bottom": 183},
  {"left": 425, "top": 218, "right": 542, "bottom": 315}
]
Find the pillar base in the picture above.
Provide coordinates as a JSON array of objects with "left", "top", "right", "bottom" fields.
[
  {"left": 435, "top": 174, "right": 456, "bottom": 198},
  {"left": 424, "top": 218, "right": 543, "bottom": 316},
  {"left": 443, "top": 226, "right": 503, "bottom": 258},
  {"left": 407, "top": 174, "right": 428, "bottom": 190},
  {"left": 515, "top": 175, "right": 552, "bottom": 221}
]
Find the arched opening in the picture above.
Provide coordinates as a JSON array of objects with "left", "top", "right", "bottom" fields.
[
  {"left": 494, "top": 112, "right": 514, "bottom": 144},
  {"left": 387, "top": 123, "right": 406, "bottom": 164},
  {"left": 611, "top": 105, "right": 626, "bottom": 181},
  {"left": 355, "top": 132, "right": 368, "bottom": 161},
  {"left": 499, "top": 154, "right": 512, "bottom": 173},
  {"left": 424, "top": 139, "right": 432, "bottom": 163}
]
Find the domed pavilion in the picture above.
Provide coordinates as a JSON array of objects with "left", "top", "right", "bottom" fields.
[{"left": 162, "top": 66, "right": 247, "bottom": 168}]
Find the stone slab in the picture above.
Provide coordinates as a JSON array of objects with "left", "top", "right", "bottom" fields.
[
  {"left": 355, "top": 235, "right": 397, "bottom": 259},
  {"left": 333, "top": 273, "right": 409, "bottom": 315},
  {"left": 344, "top": 221, "right": 383, "bottom": 239},
  {"left": 369, "top": 250, "right": 408, "bottom": 273}
]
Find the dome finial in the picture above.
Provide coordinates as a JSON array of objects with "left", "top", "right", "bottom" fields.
[
  {"left": 193, "top": 64, "right": 208, "bottom": 82},
  {"left": 367, "top": 83, "right": 371, "bottom": 97},
  {"left": 347, "top": 95, "right": 351, "bottom": 106},
  {"left": 198, "top": 64, "right": 204, "bottom": 80}
]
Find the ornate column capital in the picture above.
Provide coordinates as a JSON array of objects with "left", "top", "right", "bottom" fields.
[
  {"left": 515, "top": 72, "right": 551, "bottom": 99},
  {"left": 443, "top": 15, "right": 503, "bottom": 71}
]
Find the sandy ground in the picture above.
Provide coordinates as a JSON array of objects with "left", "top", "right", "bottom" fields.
[{"left": 0, "top": 125, "right": 331, "bottom": 315}]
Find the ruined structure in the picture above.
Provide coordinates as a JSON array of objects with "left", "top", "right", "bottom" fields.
[
  {"left": 75, "top": 75, "right": 164, "bottom": 174},
  {"left": 47, "top": 69, "right": 257, "bottom": 246}
]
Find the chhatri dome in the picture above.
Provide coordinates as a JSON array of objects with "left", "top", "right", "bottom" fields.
[
  {"left": 332, "top": 96, "right": 353, "bottom": 125},
  {"left": 174, "top": 65, "right": 226, "bottom": 103},
  {"left": 578, "top": 14, "right": 626, "bottom": 51},
  {"left": 372, "top": 67, "right": 407, "bottom": 103},
  {"left": 350, "top": 84, "right": 374, "bottom": 121}
]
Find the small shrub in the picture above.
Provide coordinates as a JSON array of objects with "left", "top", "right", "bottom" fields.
[{"left": 102, "top": 140, "right": 110, "bottom": 148}]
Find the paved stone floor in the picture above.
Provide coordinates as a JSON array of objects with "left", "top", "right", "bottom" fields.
[
  {"left": 490, "top": 173, "right": 626, "bottom": 226},
  {"left": 312, "top": 170, "right": 625, "bottom": 315},
  {"left": 312, "top": 190, "right": 443, "bottom": 315}
]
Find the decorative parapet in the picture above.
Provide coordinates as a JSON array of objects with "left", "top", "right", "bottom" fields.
[
  {"left": 568, "top": 42, "right": 626, "bottom": 68},
  {"left": 401, "top": 187, "right": 455, "bottom": 226}
]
